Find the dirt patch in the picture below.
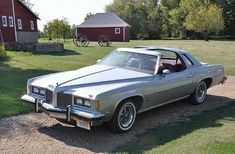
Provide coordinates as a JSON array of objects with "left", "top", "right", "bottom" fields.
[{"left": 1, "top": 77, "right": 235, "bottom": 154}]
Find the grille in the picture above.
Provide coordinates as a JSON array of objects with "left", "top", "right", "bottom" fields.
[
  {"left": 57, "top": 93, "right": 72, "bottom": 108},
  {"left": 46, "top": 89, "right": 53, "bottom": 104}
]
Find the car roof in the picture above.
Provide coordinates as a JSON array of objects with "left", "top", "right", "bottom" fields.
[
  {"left": 116, "top": 47, "right": 188, "bottom": 57},
  {"left": 116, "top": 48, "right": 163, "bottom": 57},
  {"left": 134, "top": 46, "right": 188, "bottom": 54}
]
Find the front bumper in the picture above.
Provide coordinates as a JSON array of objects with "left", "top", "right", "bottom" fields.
[{"left": 21, "top": 94, "right": 105, "bottom": 130}]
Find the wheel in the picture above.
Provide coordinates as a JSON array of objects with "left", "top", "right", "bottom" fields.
[
  {"left": 109, "top": 101, "right": 137, "bottom": 133},
  {"left": 189, "top": 80, "right": 207, "bottom": 105},
  {"left": 73, "top": 33, "right": 89, "bottom": 47}
]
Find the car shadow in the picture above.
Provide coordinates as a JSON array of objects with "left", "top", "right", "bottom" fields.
[{"left": 37, "top": 95, "right": 235, "bottom": 153}]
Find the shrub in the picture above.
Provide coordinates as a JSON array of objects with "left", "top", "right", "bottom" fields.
[{"left": 0, "top": 45, "right": 7, "bottom": 60}]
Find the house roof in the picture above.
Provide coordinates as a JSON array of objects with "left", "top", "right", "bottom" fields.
[
  {"left": 18, "top": 0, "right": 40, "bottom": 19},
  {"left": 77, "top": 12, "right": 131, "bottom": 28}
]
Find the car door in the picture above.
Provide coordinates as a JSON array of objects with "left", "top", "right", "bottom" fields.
[{"left": 142, "top": 69, "right": 193, "bottom": 109}]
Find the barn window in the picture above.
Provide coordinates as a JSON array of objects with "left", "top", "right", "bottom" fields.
[
  {"left": 115, "top": 28, "right": 121, "bottom": 34},
  {"left": 2, "top": 16, "right": 7, "bottom": 27},
  {"left": 30, "top": 21, "right": 34, "bottom": 30},
  {"left": 17, "top": 19, "right": 22, "bottom": 30},
  {"left": 9, "top": 17, "right": 14, "bottom": 27}
]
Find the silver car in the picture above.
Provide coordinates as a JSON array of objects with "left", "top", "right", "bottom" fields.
[{"left": 21, "top": 47, "right": 226, "bottom": 133}]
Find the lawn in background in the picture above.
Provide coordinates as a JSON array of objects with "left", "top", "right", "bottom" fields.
[{"left": 0, "top": 40, "right": 234, "bottom": 118}]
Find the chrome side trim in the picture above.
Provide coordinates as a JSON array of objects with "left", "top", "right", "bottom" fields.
[{"left": 138, "top": 95, "right": 190, "bottom": 114}]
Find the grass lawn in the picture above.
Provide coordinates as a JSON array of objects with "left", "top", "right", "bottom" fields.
[
  {"left": 0, "top": 40, "right": 235, "bottom": 118},
  {"left": 111, "top": 102, "right": 235, "bottom": 154}
]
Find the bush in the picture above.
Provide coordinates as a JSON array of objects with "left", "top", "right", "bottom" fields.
[{"left": 0, "top": 45, "right": 7, "bottom": 60}]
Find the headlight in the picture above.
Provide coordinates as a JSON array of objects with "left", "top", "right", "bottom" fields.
[
  {"left": 32, "top": 86, "right": 46, "bottom": 96},
  {"left": 84, "top": 100, "right": 91, "bottom": 108},
  {"left": 33, "top": 87, "right": 39, "bottom": 93},
  {"left": 74, "top": 97, "right": 91, "bottom": 108},
  {"left": 39, "top": 89, "right": 46, "bottom": 95},
  {"left": 75, "top": 98, "right": 83, "bottom": 106}
]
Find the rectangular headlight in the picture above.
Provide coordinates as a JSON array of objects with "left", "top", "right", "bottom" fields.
[
  {"left": 39, "top": 89, "right": 46, "bottom": 95},
  {"left": 32, "top": 87, "right": 39, "bottom": 93},
  {"left": 84, "top": 100, "right": 91, "bottom": 108},
  {"left": 75, "top": 98, "right": 83, "bottom": 106},
  {"left": 32, "top": 86, "right": 46, "bottom": 96},
  {"left": 74, "top": 97, "right": 91, "bottom": 108}
]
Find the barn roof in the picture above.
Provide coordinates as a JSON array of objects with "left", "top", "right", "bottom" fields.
[
  {"left": 18, "top": 0, "right": 40, "bottom": 19},
  {"left": 77, "top": 12, "right": 131, "bottom": 28}
]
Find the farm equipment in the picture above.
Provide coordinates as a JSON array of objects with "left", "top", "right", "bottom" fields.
[
  {"left": 73, "top": 33, "right": 89, "bottom": 47},
  {"left": 98, "top": 35, "right": 112, "bottom": 47},
  {"left": 73, "top": 33, "right": 112, "bottom": 47}
]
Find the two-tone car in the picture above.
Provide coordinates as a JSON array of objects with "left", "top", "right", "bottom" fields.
[{"left": 21, "top": 47, "right": 226, "bottom": 133}]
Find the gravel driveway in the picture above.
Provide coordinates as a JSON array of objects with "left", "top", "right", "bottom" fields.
[{"left": 1, "top": 77, "right": 235, "bottom": 154}]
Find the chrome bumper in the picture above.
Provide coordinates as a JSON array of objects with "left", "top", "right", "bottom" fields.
[{"left": 21, "top": 94, "right": 105, "bottom": 129}]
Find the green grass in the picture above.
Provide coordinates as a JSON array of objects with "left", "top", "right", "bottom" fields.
[
  {"left": 0, "top": 40, "right": 234, "bottom": 118},
  {"left": 111, "top": 102, "right": 235, "bottom": 154}
]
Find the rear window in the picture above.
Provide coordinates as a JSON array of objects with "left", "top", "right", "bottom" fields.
[{"left": 182, "top": 54, "right": 194, "bottom": 66}]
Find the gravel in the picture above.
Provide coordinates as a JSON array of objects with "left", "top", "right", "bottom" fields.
[{"left": 0, "top": 77, "right": 234, "bottom": 154}]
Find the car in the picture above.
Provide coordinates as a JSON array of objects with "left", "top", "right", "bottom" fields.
[{"left": 21, "top": 47, "right": 227, "bottom": 133}]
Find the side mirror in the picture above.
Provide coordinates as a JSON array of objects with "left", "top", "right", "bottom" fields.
[
  {"left": 162, "top": 69, "right": 170, "bottom": 77},
  {"left": 97, "top": 59, "right": 102, "bottom": 63}
]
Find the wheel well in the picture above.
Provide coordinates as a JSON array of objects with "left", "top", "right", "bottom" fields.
[
  {"left": 202, "top": 78, "right": 213, "bottom": 89},
  {"left": 119, "top": 96, "right": 144, "bottom": 111}
]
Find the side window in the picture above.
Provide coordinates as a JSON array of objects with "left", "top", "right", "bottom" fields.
[
  {"left": 115, "top": 28, "right": 120, "bottom": 34},
  {"left": 2, "top": 16, "right": 7, "bottom": 27},
  {"left": 182, "top": 54, "right": 194, "bottom": 66},
  {"left": 17, "top": 19, "right": 22, "bottom": 30},
  {"left": 157, "top": 50, "right": 187, "bottom": 73},
  {"left": 9, "top": 17, "right": 13, "bottom": 27},
  {"left": 30, "top": 20, "right": 34, "bottom": 30}
]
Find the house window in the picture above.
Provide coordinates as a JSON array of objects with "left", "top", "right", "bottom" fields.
[
  {"left": 30, "top": 21, "right": 34, "bottom": 30},
  {"left": 9, "top": 17, "right": 14, "bottom": 27},
  {"left": 17, "top": 19, "right": 22, "bottom": 29},
  {"left": 115, "top": 28, "right": 121, "bottom": 34},
  {"left": 2, "top": 16, "right": 7, "bottom": 27}
]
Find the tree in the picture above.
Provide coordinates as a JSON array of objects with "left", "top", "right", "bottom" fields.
[
  {"left": 84, "top": 13, "right": 94, "bottom": 21},
  {"left": 71, "top": 24, "right": 77, "bottom": 37},
  {"left": 213, "top": 0, "right": 235, "bottom": 37},
  {"left": 106, "top": 0, "right": 161, "bottom": 39},
  {"left": 43, "top": 18, "right": 72, "bottom": 42},
  {"left": 160, "top": 0, "right": 182, "bottom": 38},
  {"left": 185, "top": 4, "right": 224, "bottom": 41}
]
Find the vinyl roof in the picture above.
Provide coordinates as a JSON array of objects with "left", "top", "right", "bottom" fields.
[
  {"left": 77, "top": 12, "right": 131, "bottom": 28},
  {"left": 116, "top": 48, "right": 162, "bottom": 57}
]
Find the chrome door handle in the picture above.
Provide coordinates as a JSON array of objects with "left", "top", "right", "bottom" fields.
[{"left": 187, "top": 75, "right": 192, "bottom": 78}]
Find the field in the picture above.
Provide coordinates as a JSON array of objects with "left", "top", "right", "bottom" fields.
[{"left": 0, "top": 40, "right": 235, "bottom": 153}]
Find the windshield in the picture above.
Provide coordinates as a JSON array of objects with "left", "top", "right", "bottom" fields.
[{"left": 99, "top": 50, "right": 158, "bottom": 74}]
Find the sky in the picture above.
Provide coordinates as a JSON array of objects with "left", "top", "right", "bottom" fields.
[{"left": 30, "top": 0, "right": 113, "bottom": 31}]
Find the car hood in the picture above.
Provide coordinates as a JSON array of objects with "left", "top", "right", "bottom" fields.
[{"left": 30, "top": 64, "right": 153, "bottom": 94}]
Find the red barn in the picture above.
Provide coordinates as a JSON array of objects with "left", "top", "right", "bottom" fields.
[
  {"left": 0, "top": 0, "right": 39, "bottom": 43},
  {"left": 77, "top": 13, "right": 131, "bottom": 42}
]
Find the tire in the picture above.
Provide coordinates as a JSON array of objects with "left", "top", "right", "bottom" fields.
[
  {"left": 108, "top": 101, "right": 137, "bottom": 133},
  {"left": 189, "top": 80, "right": 207, "bottom": 105}
]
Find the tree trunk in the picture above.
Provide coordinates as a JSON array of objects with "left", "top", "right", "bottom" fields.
[{"left": 204, "top": 31, "right": 209, "bottom": 41}]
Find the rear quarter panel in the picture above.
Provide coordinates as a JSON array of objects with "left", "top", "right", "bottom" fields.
[{"left": 190, "top": 64, "right": 224, "bottom": 88}]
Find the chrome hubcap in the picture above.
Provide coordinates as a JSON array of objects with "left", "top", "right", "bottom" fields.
[
  {"left": 196, "top": 82, "right": 207, "bottom": 102},
  {"left": 118, "top": 103, "right": 136, "bottom": 130}
]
